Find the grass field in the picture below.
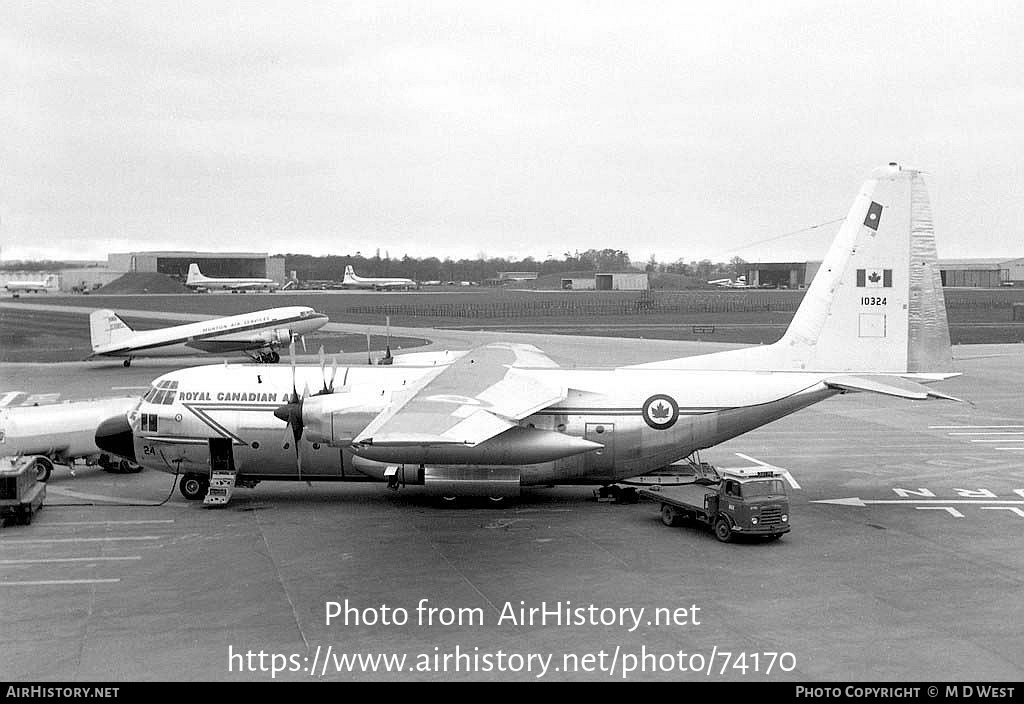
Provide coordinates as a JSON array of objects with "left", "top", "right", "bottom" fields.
[{"left": 6, "top": 287, "right": 1024, "bottom": 355}]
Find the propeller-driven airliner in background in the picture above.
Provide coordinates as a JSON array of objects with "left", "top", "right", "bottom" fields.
[
  {"left": 95, "top": 164, "right": 960, "bottom": 505},
  {"left": 185, "top": 263, "right": 280, "bottom": 292},
  {"left": 4, "top": 274, "right": 59, "bottom": 294},
  {"left": 88, "top": 306, "right": 329, "bottom": 366},
  {"left": 342, "top": 265, "right": 418, "bottom": 290}
]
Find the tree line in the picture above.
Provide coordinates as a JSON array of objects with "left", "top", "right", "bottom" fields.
[{"left": 278, "top": 250, "right": 747, "bottom": 283}]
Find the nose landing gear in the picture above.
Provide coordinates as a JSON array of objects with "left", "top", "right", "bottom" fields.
[{"left": 180, "top": 474, "right": 210, "bottom": 501}]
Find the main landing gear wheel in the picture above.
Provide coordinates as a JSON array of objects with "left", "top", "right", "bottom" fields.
[
  {"left": 180, "top": 474, "right": 209, "bottom": 501},
  {"left": 32, "top": 457, "right": 53, "bottom": 483},
  {"left": 269, "top": 351, "right": 280, "bottom": 363},
  {"left": 123, "top": 359, "right": 132, "bottom": 367},
  {"left": 714, "top": 517, "right": 733, "bottom": 543},
  {"left": 661, "top": 505, "right": 681, "bottom": 527}
]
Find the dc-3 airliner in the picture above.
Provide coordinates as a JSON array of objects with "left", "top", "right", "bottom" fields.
[
  {"left": 96, "top": 164, "right": 959, "bottom": 504},
  {"left": 88, "top": 307, "right": 328, "bottom": 366}
]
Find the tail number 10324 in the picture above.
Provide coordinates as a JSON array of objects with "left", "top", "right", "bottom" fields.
[{"left": 860, "top": 296, "right": 886, "bottom": 306}]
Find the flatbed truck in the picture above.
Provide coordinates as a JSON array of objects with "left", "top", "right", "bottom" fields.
[{"left": 640, "top": 467, "right": 790, "bottom": 542}]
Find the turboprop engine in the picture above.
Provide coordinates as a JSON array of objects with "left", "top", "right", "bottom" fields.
[{"left": 299, "top": 391, "right": 387, "bottom": 446}]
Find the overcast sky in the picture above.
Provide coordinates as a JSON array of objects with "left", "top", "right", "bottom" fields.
[{"left": 2, "top": 1, "right": 1022, "bottom": 264}]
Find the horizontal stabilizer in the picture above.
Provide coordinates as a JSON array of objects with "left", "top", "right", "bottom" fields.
[{"left": 824, "top": 374, "right": 965, "bottom": 402}]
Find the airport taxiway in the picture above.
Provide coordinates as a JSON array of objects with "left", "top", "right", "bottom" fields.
[{"left": 1, "top": 302, "right": 1022, "bottom": 681}]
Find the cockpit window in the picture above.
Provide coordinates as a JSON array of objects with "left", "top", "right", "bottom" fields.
[{"left": 146, "top": 380, "right": 178, "bottom": 405}]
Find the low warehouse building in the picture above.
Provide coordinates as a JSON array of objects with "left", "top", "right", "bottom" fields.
[
  {"left": 595, "top": 272, "right": 649, "bottom": 291},
  {"left": 938, "top": 258, "right": 1023, "bottom": 287},
  {"left": 561, "top": 277, "right": 596, "bottom": 290}
]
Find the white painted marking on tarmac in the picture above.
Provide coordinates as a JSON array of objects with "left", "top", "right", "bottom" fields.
[
  {"left": 0, "top": 556, "right": 142, "bottom": 564},
  {"left": 0, "top": 536, "right": 161, "bottom": 544},
  {"left": 981, "top": 507, "right": 1024, "bottom": 518},
  {"left": 929, "top": 425, "right": 1024, "bottom": 429},
  {"left": 813, "top": 498, "right": 1024, "bottom": 507},
  {"left": 970, "top": 439, "right": 1024, "bottom": 443},
  {"left": 732, "top": 452, "right": 800, "bottom": 489},
  {"left": 46, "top": 485, "right": 186, "bottom": 507},
  {"left": 37, "top": 520, "right": 174, "bottom": 526},
  {"left": 996, "top": 447, "right": 1024, "bottom": 451},
  {"left": 948, "top": 431, "right": 1024, "bottom": 435},
  {"left": 0, "top": 578, "right": 121, "bottom": 586},
  {"left": 916, "top": 507, "right": 964, "bottom": 518}
]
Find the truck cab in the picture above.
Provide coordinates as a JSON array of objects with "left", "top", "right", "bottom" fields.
[{"left": 713, "top": 469, "right": 790, "bottom": 541}]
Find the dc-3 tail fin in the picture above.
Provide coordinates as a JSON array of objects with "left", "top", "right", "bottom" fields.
[
  {"left": 90, "top": 309, "right": 134, "bottom": 351},
  {"left": 343, "top": 265, "right": 356, "bottom": 281},
  {"left": 186, "top": 263, "right": 203, "bottom": 285},
  {"left": 631, "top": 163, "right": 954, "bottom": 376}
]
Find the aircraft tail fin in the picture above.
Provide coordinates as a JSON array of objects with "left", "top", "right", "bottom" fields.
[
  {"left": 343, "top": 265, "right": 357, "bottom": 283},
  {"left": 628, "top": 164, "right": 954, "bottom": 374},
  {"left": 772, "top": 163, "right": 953, "bottom": 373},
  {"left": 186, "top": 263, "right": 203, "bottom": 285},
  {"left": 90, "top": 309, "right": 134, "bottom": 351}
]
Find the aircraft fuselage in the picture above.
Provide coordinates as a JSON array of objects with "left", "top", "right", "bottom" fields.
[{"left": 115, "top": 362, "right": 837, "bottom": 488}]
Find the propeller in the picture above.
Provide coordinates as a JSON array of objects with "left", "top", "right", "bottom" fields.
[
  {"left": 315, "top": 345, "right": 339, "bottom": 395},
  {"left": 379, "top": 315, "right": 393, "bottom": 365},
  {"left": 273, "top": 336, "right": 308, "bottom": 476}
]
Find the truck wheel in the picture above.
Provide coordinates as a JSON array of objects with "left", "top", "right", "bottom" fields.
[
  {"left": 32, "top": 458, "right": 53, "bottom": 483},
  {"left": 714, "top": 517, "right": 733, "bottom": 543},
  {"left": 180, "top": 475, "right": 208, "bottom": 501},
  {"left": 661, "top": 505, "right": 681, "bottom": 527}
]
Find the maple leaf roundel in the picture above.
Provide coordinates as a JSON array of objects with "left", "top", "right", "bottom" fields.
[{"left": 642, "top": 394, "right": 679, "bottom": 430}]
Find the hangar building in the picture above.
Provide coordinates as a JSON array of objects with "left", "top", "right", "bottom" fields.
[
  {"left": 744, "top": 261, "right": 822, "bottom": 289},
  {"left": 938, "top": 258, "right": 1024, "bottom": 287},
  {"left": 560, "top": 273, "right": 649, "bottom": 290},
  {"left": 108, "top": 252, "right": 287, "bottom": 284}
]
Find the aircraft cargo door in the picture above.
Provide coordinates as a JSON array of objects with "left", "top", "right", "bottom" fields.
[
  {"left": 585, "top": 423, "right": 615, "bottom": 473},
  {"left": 209, "top": 437, "right": 235, "bottom": 473}
]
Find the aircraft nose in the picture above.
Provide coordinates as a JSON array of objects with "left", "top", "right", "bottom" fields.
[{"left": 95, "top": 414, "right": 136, "bottom": 462}]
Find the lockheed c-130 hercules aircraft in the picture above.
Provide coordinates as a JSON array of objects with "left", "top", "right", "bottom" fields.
[{"left": 95, "top": 164, "right": 959, "bottom": 504}]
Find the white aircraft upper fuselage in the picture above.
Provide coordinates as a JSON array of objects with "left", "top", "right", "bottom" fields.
[{"left": 89, "top": 306, "right": 328, "bottom": 361}]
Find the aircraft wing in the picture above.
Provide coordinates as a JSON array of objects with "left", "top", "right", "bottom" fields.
[
  {"left": 354, "top": 343, "right": 566, "bottom": 448},
  {"left": 824, "top": 374, "right": 965, "bottom": 402}
]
